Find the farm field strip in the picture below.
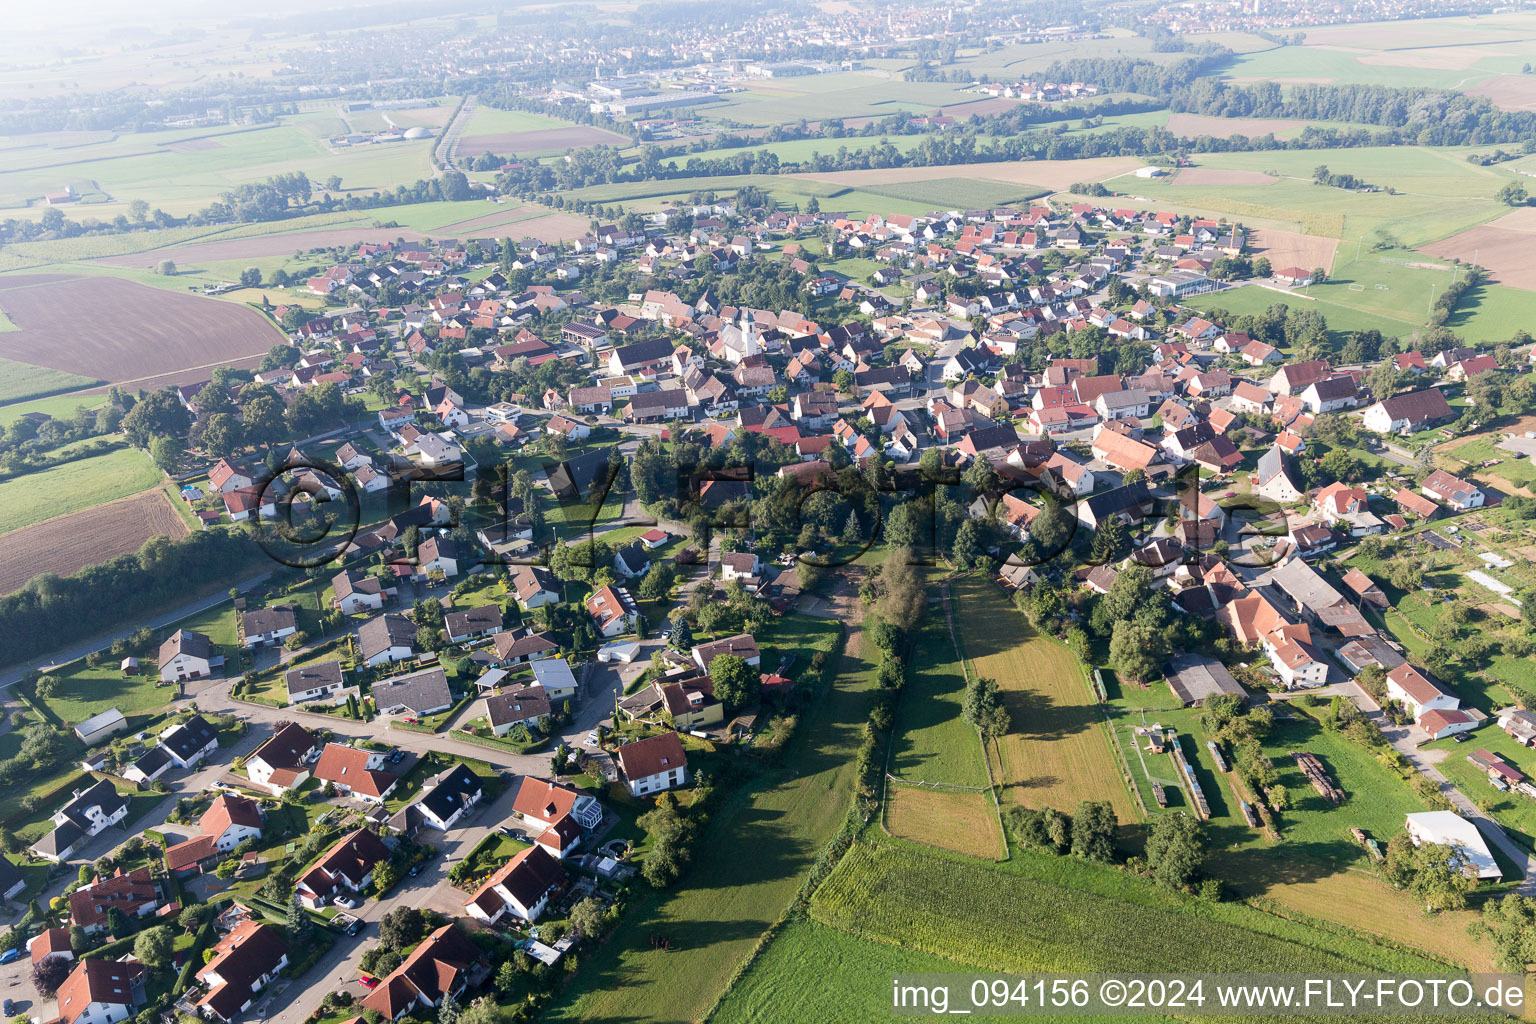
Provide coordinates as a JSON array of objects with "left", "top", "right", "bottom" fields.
[
  {"left": 0, "top": 488, "right": 188, "bottom": 596},
  {"left": 546, "top": 614, "right": 872, "bottom": 1024},
  {"left": 948, "top": 576, "right": 1139, "bottom": 821},
  {"left": 0, "top": 273, "right": 283, "bottom": 385},
  {"left": 0, "top": 445, "right": 162, "bottom": 535},
  {"left": 885, "top": 784, "right": 1005, "bottom": 860},
  {"left": 707, "top": 918, "right": 1179, "bottom": 1024},
  {"left": 810, "top": 841, "right": 1453, "bottom": 975}
]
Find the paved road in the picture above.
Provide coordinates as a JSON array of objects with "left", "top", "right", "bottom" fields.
[
  {"left": 1384, "top": 723, "right": 1536, "bottom": 891},
  {"left": 0, "top": 721, "right": 271, "bottom": 1015},
  {"left": 1279, "top": 682, "right": 1536, "bottom": 889}
]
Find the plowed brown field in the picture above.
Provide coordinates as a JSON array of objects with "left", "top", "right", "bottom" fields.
[
  {"left": 0, "top": 274, "right": 281, "bottom": 385},
  {"left": 0, "top": 489, "right": 189, "bottom": 595}
]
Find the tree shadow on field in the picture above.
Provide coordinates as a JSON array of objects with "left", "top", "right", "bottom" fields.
[{"left": 999, "top": 773, "right": 1062, "bottom": 794}]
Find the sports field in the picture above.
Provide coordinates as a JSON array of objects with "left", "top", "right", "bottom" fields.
[
  {"left": 949, "top": 576, "right": 1139, "bottom": 821},
  {"left": 0, "top": 445, "right": 161, "bottom": 534}
]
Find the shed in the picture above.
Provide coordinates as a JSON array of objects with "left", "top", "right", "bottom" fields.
[
  {"left": 1164, "top": 653, "right": 1246, "bottom": 706},
  {"left": 74, "top": 708, "right": 128, "bottom": 747},
  {"left": 597, "top": 641, "right": 641, "bottom": 664}
]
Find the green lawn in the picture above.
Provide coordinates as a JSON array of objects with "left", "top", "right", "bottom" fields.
[
  {"left": 0, "top": 445, "right": 161, "bottom": 533},
  {"left": 34, "top": 662, "right": 176, "bottom": 726},
  {"left": 889, "top": 606, "right": 989, "bottom": 788},
  {"left": 0, "top": 391, "right": 107, "bottom": 427},
  {"left": 547, "top": 613, "right": 867, "bottom": 1024},
  {"left": 1423, "top": 727, "right": 1536, "bottom": 848}
]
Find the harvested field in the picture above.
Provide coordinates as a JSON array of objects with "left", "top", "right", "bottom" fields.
[
  {"left": 940, "top": 97, "right": 1021, "bottom": 118},
  {"left": 950, "top": 576, "right": 1139, "bottom": 821},
  {"left": 1356, "top": 48, "right": 1502, "bottom": 71},
  {"left": 0, "top": 274, "right": 282, "bottom": 385},
  {"left": 0, "top": 489, "right": 188, "bottom": 595},
  {"left": 1167, "top": 114, "right": 1297, "bottom": 140},
  {"left": 457, "top": 125, "right": 629, "bottom": 155},
  {"left": 434, "top": 208, "right": 590, "bottom": 241},
  {"left": 1468, "top": 75, "right": 1536, "bottom": 112},
  {"left": 91, "top": 227, "right": 431, "bottom": 267},
  {"left": 1247, "top": 226, "right": 1340, "bottom": 273},
  {"left": 885, "top": 784, "right": 1004, "bottom": 859},
  {"left": 1421, "top": 210, "right": 1536, "bottom": 291},
  {"left": 797, "top": 155, "right": 1143, "bottom": 192},
  {"left": 1172, "top": 167, "right": 1278, "bottom": 186}
]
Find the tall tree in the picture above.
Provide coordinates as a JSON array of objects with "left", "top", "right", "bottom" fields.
[{"left": 1144, "top": 811, "right": 1205, "bottom": 891}]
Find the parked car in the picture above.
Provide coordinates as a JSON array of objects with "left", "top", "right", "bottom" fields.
[
  {"left": 5, "top": 997, "right": 16, "bottom": 1013},
  {"left": 359, "top": 976, "right": 379, "bottom": 990},
  {"left": 389, "top": 749, "right": 405, "bottom": 764},
  {"left": 0, "top": 950, "right": 19, "bottom": 965},
  {"left": 333, "top": 896, "right": 357, "bottom": 909},
  {"left": 584, "top": 731, "right": 600, "bottom": 747}
]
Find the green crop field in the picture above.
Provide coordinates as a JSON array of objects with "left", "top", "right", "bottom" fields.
[
  {"left": 1186, "top": 285, "right": 1422, "bottom": 350},
  {"left": 565, "top": 173, "right": 846, "bottom": 205},
  {"left": 0, "top": 114, "right": 437, "bottom": 222},
  {"left": 708, "top": 918, "right": 1179, "bottom": 1024},
  {"left": 1125, "top": 147, "right": 1513, "bottom": 247},
  {"left": 889, "top": 608, "right": 988, "bottom": 788},
  {"left": 0, "top": 358, "right": 100, "bottom": 405},
  {"left": 0, "top": 445, "right": 161, "bottom": 534},
  {"left": 459, "top": 105, "right": 567, "bottom": 137},
  {"left": 810, "top": 840, "right": 1455, "bottom": 976},
  {"left": 547, "top": 613, "right": 873, "bottom": 1024},
  {"left": 858, "top": 177, "right": 1049, "bottom": 209}
]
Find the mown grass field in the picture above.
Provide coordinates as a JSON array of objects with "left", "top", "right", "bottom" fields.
[
  {"left": 810, "top": 839, "right": 1458, "bottom": 975},
  {"left": 949, "top": 576, "right": 1139, "bottom": 821},
  {"left": 1444, "top": 281, "right": 1536, "bottom": 345},
  {"left": 547, "top": 612, "right": 871, "bottom": 1024},
  {"left": 0, "top": 115, "right": 436, "bottom": 220},
  {"left": 889, "top": 608, "right": 988, "bottom": 787},
  {"left": 885, "top": 784, "right": 1004, "bottom": 860},
  {"left": 0, "top": 358, "right": 99, "bottom": 404},
  {"left": 1125, "top": 146, "right": 1513, "bottom": 247},
  {"left": 1186, "top": 284, "right": 1420, "bottom": 350},
  {"left": 0, "top": 445, "right": 161, "bottom": 534}
]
